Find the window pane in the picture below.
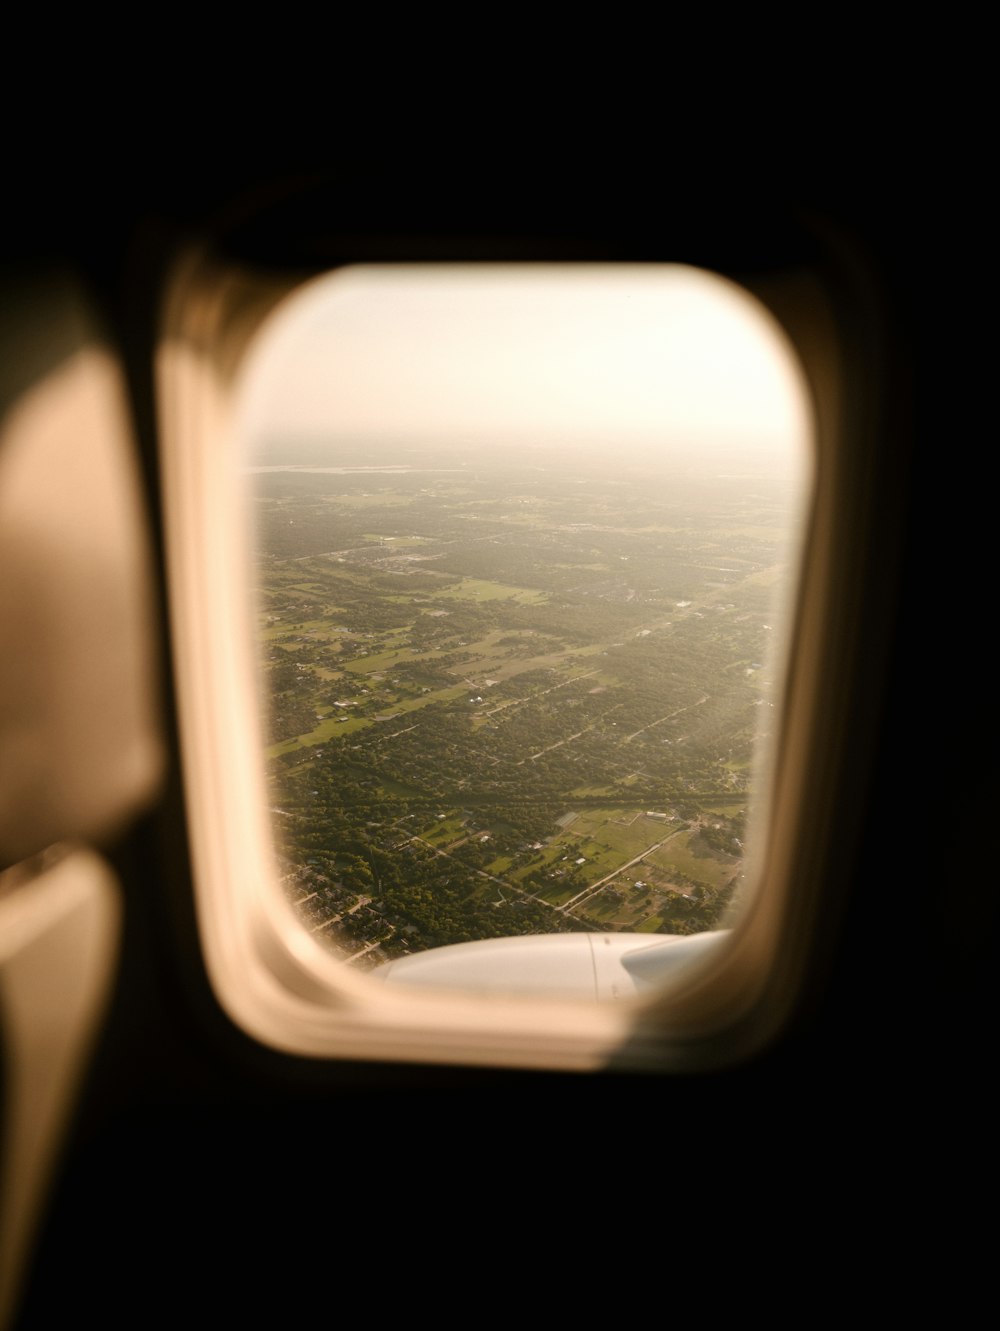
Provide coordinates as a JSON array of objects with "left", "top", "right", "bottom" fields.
[{"left": 236, "top": 265, "right": 811, "bottom": 989}]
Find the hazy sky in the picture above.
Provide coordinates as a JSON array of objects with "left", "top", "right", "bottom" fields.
[{"left": 236, "top": 264, "right": 810, "bottom": 461}]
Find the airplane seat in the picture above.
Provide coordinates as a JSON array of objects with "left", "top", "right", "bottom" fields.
[{"left": 0, "top": 266, "right": 164, "bottom": 1329}]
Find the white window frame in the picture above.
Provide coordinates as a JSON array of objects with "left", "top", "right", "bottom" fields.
[{"left": 156, "top": 245, "right": 873, "bottom": 1075}]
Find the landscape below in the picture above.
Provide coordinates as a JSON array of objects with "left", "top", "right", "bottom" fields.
[{"left": 254, "top": 439, "right": 800, "bottom": 968}]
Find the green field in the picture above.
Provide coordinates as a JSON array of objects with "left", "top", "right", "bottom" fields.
[{"left": 435, "top": 578, "right": 549, "bottom": 604}]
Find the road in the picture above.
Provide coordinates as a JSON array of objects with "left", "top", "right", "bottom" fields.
[
  {"left": 622, "top": 696, "right": 707, "bottom": 743},
  {"left": 558, "top": 827, "right": 687, "bottom": 914},
  {"left": 407, "top": 835, "right": 554, "bottom": 911}
]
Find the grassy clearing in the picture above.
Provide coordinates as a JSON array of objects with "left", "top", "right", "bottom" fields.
[
  {"left": 651, "top": 829, "right": 736, "bottom": 891},
  {"left": 266, "top": 716, "right": 356, "bottom": 757},
  {"left": 556, "top": 808, "right": 677, "bottom": 864},
  {"left": 265, "top": 620, "right": 346, "bottom": 643},
  {"left": 361, "top": 534, "right": 432, "bottom": 547},
  {"left": 346, "top": 648, "right": 417, "bottom": 672},
  {"left": 701, "top": 799, "right": 748, "bottom": 815},
  {"left": 561, "top": 643, "right": 611, "bottom": 659},
  {"left": 260, "top": 620, "right": 332, "bottom": 642},
  {"left": 375, "top": 685, "right": 468, "bottom": 716},
  {"left": 268, "top": 678, "right": 474, "bottom": 758},
  {"left": 435, "top": 578, "right": 548, "bottom": 604},
  {"left": 539, "top": 883, "right": 578, "bottom": 907},
  {"left": 418, "top": 814, "right": 466, "bottom": 844}
]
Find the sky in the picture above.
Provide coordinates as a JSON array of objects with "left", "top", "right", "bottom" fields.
[{"left": 235, "top": 264, "right": 811, "bottom": 465}]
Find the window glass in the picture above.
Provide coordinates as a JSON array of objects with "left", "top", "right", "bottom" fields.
[{"left": 235, "top": 265, "right": 811, "bottom": 989}]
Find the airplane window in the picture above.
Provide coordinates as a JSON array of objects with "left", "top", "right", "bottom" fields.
[{"left": 233, "top": 264, "right": 812, "bottom": 1000}]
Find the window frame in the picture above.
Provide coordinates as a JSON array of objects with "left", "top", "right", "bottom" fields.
[{"left": 155, "top": 226, "right": 891, "bottom": 1075}]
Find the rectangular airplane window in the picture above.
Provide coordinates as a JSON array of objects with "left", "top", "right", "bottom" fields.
[{"left": 234, "top": 265, "right": 812, "bottom": 1000}]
